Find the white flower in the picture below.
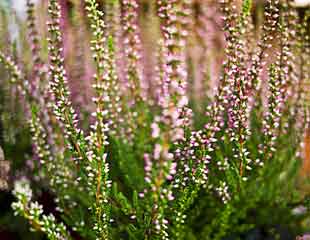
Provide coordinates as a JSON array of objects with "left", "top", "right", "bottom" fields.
[
  {"left": 291, "top": 0, "right": 310, "bottom": 7},
  {"left": 13, "top": 179, "right": 32, "bottom": 201}
]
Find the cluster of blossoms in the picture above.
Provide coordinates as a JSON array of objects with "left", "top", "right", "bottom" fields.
[
  {"left": 260, "top": 65, "right": 282, "bottom": 158},
  {"left": 122, "top": 0, "right": 144, "bottom": 103},
  {"left": 47, "top": 0, "right": 86, "bottom": 163},
  {"left": 0, "top": 0, "right": 309, "bottom": 240},
  {"left": 12, "top": 179, "right": 71, "bottom": 240},
  {"left": 26, "top": 0, "right": 47, "bottom": 95}
]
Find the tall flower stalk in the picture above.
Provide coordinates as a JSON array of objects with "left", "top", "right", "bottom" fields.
[
  {"left": 139, "top": 1, "right": 194, "bottom": 238},
  {"left": 121, "top": 0, "right": 144, "bottom": 103},
  {"left": 47, "top": 0, "right": 87, "bottom": 164},
  {"left": 84, "top": 0, "right": 112, "bottom": 238}
]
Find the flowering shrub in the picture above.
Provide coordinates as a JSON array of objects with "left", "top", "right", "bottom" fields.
[{"left": 0, "top": 0, "right": 310, "bottom": 239}]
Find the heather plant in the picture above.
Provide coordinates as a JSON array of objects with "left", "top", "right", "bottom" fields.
[{"left": 0, "top": 0, "right": 310, "bottom": 240}]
